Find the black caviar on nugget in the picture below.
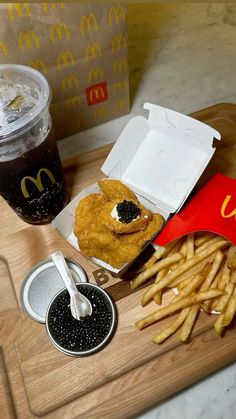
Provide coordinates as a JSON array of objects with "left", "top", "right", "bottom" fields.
[
  {"left": 117, "top": 200, "right": 141, "bottom": 223},
  {"left": 47, "top": 284, "right": 113, "bottom": 353}
]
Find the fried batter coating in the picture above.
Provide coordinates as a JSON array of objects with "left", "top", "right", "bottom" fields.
[
  {"left": 98, "top": 178, "right": 138, "bottom": 202},
  {"left": 118, "top": 213, "right": 164, "bottom": 247},
  {"left": 100, "top": 199, "right": 152, "bottom": 234}
]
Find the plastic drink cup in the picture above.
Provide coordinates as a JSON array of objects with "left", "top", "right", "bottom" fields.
[{"left": 0, "top": 64, "right": 68, "bottom": 224}]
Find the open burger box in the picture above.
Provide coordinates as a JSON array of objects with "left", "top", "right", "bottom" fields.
[{"left": 52, "top": 103, "right": 221, "bottom": 275}]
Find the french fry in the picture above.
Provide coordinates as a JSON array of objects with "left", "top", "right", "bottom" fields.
[
  {"left": 179, "top": 240, "right": 187, "bottom": 258},
  {"left": 230, "top": 270, "right": 236, "bottom": 284},
  {"left": 200, "top": 250, "right": 224, "bottom": 291},
  {"left": 131, "top": 252, "right": 183, "bottom": 290},
  {"left": 214, "top": 285, "right": 236, "bottom": 335},
  {"left": 186, "top": 233, "right": 195, "bottom": 260},
  {"left": 153, "top": 267, "right": 169, "bottom": 304},
  {"left": 195, "top": 236, "right": 222, "bottom": 255},
  {"left": 179, "top": 304, "right": 200, "bottom": 342},
  {"left": 136, "top": 289, "right": 225, "bottom": 330},
  {"left": 177, "top": 275, "right": 195, "bottom": 290},
  {"left": 152, "top": 308, "right": 190, "bottom": 344},
  {"left": 170, "top": 255, "right": 215, "bottom": 288},
  {"left": 171, "top": 273, "right": 205, "bottom": 304},
  {"left": 202, "top": 262, "right": 225, "bottom": 313},
  {"left": 228, "top": 255, "right": 236, "bottom": 270},
  {"left": 195, "top": 233, "right": 216, "bottom": 247},
  {"left": 141, "top": 240, "right": 229, "bottom": 306},
  {"left": 213, "top": 282, "right": 234, "bottom": 313},
  {"left": 153, "top": 291, "right": 162, "bottom": 305},
  {"left": 141, "top": 239, "right": 181, "bottom": 271}
]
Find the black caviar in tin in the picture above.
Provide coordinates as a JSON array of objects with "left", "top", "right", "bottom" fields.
[{"left": 46, "top": 283, "right": 116, "bottom": 356}]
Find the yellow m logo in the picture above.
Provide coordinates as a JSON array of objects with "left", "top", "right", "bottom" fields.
[
  {"left": 0, "top": 42, "right": 8, "bottom": 57},
  {"left": 43, "top": 3, "right": 64, "bottom": 13},
  {"left": 89, "top": 87, "right": 105, "bottom": 102},
  {"left": 84, "top": 43, "right": 102, "bottom": 62},
  {"left": 88, "top": 67, "right": 104, "bottom": 83},
  {"left": 112, "top": 81, "right": 128, "bottom": 95},
  {"left": 93, "top": 107, "right": 107, "bottom": 122},
  {"left": 8, "top": 3, "right": 31, "bottom": 21},
  {"left": 29, "top": 60, "right": 47, "bottom": 74},
  {"left": 50, "top": 23, "right": 70, "bottom": 43},
  {"left": 57, "top": 51, "right": 74, "bottom": 69},
  {"left": 61, "top": 75, "right": 79, "bottom": 91},
  {"left": 108, "top": 5, "right": 126, "bottom": 26},
  {"left": 80, "top": 14, "right": 98, "bottom": 35},
  {"left": 113, "top": 59, "right": 128, "bottom": 76},
  {"left": 221, "top": 195, "right": 236, "bottom": 220},
  {"left": 18, "top": 31, "right": 40, "bottom": 51},
  {"left": 21, "top": 168, "right": 55, "bottom": 198},
  {"left": 65, "top": 96, "right": 81, "bottom": 109},
  {"left": 111, "top": 34, "right": 127, "bottom": 52},
  {"left": 115, "top": 98, "right": 129, "bottom": 112}
]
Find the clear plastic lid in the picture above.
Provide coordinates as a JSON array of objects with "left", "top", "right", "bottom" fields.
[{"left": 0, "top": 64, "right": 51, "bottom": 141}]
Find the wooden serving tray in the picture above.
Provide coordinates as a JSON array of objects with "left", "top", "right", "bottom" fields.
[{"left": 1, "top": 103, "right": 236, "bottom": 419}]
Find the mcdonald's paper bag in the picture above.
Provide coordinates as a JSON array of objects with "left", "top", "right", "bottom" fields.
[{"left": 0, "top": 2, "right": 130, "bottom": 140}]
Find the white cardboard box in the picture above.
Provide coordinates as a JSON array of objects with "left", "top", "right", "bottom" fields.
[{"left": 52, "top": 103, "right": 220, "bottom": 274}]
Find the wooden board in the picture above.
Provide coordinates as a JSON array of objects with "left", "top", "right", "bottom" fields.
[{"left": 1, "top": 103, "right": 236, "bottom": 419}]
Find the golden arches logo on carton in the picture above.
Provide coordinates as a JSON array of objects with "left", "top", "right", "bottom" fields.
[
  {"left": 111, "top": 34, "right": 127, "bottom": 52},
  {"left": 8, "top": 3, "right": 31, "bottom": 21},
  {"left": 43, "top": 3, "right": 64, "bottom": 14},
  {"left": 88, "top": 67, "right": 104, "bottom": 83},
  {"left": 108, "top": 5, "right": 126, "bottom": 26},
  {"left": 18, "top": 31, "right": 40, "bottom": 52},
  {"left": 115, "top": 98, "right": 129, "bottom": 112},
  {"left": 50, "top": 23, "right": 70, "bottom": 43},
  {"left": 80, "top": 14, "right": 98, "bottom": 35},
  {"left": 112, "top": 59, "right": 127, "bottom": 76},
  {"left": 29, "top": 60, "right": 47, "bottom": 74},
  {"left": 0, "top": 41, "right": 8, "bottom": 57},
  {"left": 21, "top": 168, "right": 55, "bottom": 198},
  {"left": 61, "top": 75, "right": 79, "bottom": 91},
  {"left": 221, "top": 195, "right": 236, "bottom": 220},
  {"left": 84, "top": 43, "right": 102, "bottom": 62},
  {"left": 56, "top": 51, "right": 74, "bottom": 70},
  {"left": 65, "top": 96, "right": 81, "bottom": 109},
  {"left": 93, "top": 106, "right": 107, "bottom": 122},
  {"left": 112, "top": 81, "right": 128, "bottom": 95}
]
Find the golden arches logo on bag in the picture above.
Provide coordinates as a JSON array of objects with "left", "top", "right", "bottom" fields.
[
  {"left": 28, "top": 60, "right": 47, "bottom": 74},
  {"left": 56, "top": 51, "right": 74, "bottom": 69},
  {"left": 61, "top": 75, "right": 79, "bottom": 91},
  {"left": 111, "top": 34, "right": 127, "bottom": 52},
  {"left": 88, "top": 67, "right": 104, "bottom": 83},
  {"left": 112, "top": 59, "right": 127, "bottom": 76},
  {"left": 86, "top": 82, "right": 108, "bottom": 105},
  {"left": 93, "top": 106, "right": 107, "bottom": 122},
  {"left": 108, "top": 5, "right": 126, "bottom": 26},
  {"left": 0, "top": 41, "right": 8, "bottom": 57},
  {"left": 115, "top": 98, "right": 129, "bottom": 112},
  {"left": 84, "top": 43, "right": 102, "bottom": 62},
  {"left": 20, "top": 168, "right": 55, "bottom": 198},
  {"left": 43, "top": 3, "right": 64, "bottom": 14},
  {"left": 112, "top": 81, "right": 128, "bottom": 95},
  {"left": 80, "top": 14, "right": 98, "bottom": 35},
  {"left": 50, "top": 23, "right": 70, "bottom": 43},
  {"left": 65, "top": 96, "right": 81, "bottom": 109},
  {"left": 8, "top": 3, "right": 31, "bottom": 21},
  {"left": 221, "top": 195, "right": 236, "bottom": 220},
  {"left": 18, "top": 31, "right": 40, "bottom": 52}
]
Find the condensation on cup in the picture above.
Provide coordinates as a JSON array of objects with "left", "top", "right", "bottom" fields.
[{"left": 0, "top": 64, "right": 68, "bottom": 225}]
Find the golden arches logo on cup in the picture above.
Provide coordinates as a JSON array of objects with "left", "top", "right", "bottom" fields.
[
  {"left": 93, "top": 106, "right": 107, "bottom": 122},
  {"left": 115, "top": 98, "right": 129, "bottom": 112},
  {"left": 112, "top": 59, "right": 128, "bottom": 76},
  {"left": 84, "top": 43, "right": 102, "bottom": 62},
  {"left": 108, "top": 5, "right": 126, "bottom": 26},
  {"left": 86, "top": 82, "right": 108, "bottom": 106},
  {"left": 65, "top": 95, "right": 81, "bottom": 109},
  {"left": 0, "top": 42, "right": 8, "bottom": 57},
  {"left": 8, "top": 3, "right": 31, "bottom": 21},
  {"left": 80, "top": 14, "right": 98, "bottom": 35},
  {"left": 112, "top": 80, "right": 128, "bottom": 95},
  {"left": 111, "top": 34, "right": 127, "bottom": 52},
  {"left": 56, "top": 50, "right": 74, "bottom": 69},
  {"left": 18, "top": 31, "right": 40, "bottom": 52},
  {"left": 50, "top": 23, "right": 70, "bottom": 43},
  {"left": 28, "top": 60, "right": 47, "bottom": 74},
  {"left": 88, "top": 67, "right": 104, "bottom": 83},
  {"left": 61, "top": 75, "right": 79, "bottom": 91},
  {"left": 43, "top": 3, "right": 64, "bottom": 14},
  {"left": 20, "top": 168, "right": 56, "bottom": 199}
]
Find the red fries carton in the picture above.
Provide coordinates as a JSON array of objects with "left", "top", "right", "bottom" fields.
[{"left": 154, "top": 173, "right": 236, "bottom": 247}]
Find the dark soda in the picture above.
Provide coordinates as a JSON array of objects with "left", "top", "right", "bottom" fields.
[{"left": 0, "top": 131, "right": 68, "bottom": 224}]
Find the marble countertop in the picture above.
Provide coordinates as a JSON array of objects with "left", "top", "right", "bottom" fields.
[{"left": 58, "top": 4, "right": 236, "bottom": 419}]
